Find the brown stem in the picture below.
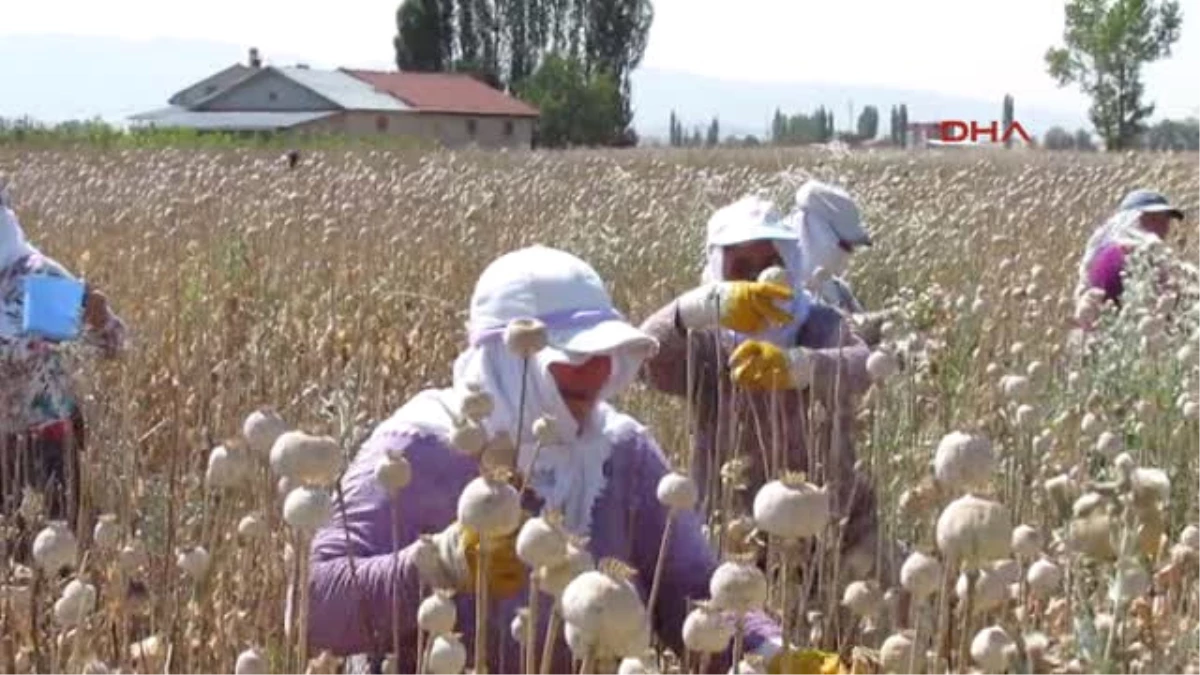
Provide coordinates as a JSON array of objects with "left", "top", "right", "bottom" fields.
[
  {"left": 540, "top": 609, "right": 561, "bottom": 675},
  {"left": 526, "top": 577, "right": 540, "bottom": 674},
  {"left": 646, "top": 512, "right": 676, "bottom": 626},
  {"left": 475, "top": 541, "right": 490, "bottom": 674}
]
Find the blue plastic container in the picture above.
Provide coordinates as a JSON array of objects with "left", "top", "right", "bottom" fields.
[{"left": 22, "top": 274, "right": 86, "bottom": 341}]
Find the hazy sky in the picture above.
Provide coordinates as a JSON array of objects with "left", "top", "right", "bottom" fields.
[{"left": 2, "top": 0, "right": 1198, "bottom": 119}]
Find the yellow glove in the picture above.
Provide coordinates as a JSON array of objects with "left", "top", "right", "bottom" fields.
[
  {"left": 430, "top": 517, "right": 528, "bottom": 601},
  {"left": 677, "top": 282, "right": 794, "bottom": 335},
  {"left": 767, "top": 648, "right": 844, "bottom": 674},
  {"left": 729, "top": 340, "right": 812, "bottom": 391},
  {"left": 461, "top": 523, "right": 526, "bottom": 600}
]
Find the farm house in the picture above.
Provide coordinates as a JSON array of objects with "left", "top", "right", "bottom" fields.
[{"left": 128, "top": 49, "right": 540, "bottom": 150}]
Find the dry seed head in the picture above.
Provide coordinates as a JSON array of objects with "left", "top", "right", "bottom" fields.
[
  {"left": 1011, "top": 524, "right": 1041, "bottom": 559},
  {"left": 752, "top": 475, "right": 829, "bottom": 540},
  {"left": 1095, "top": 431, "right": 1122, "bottom": 458},
  {"left": 933, "top": 431, "right": 995, "bottom": 490},
  {"left": 880, "top": 632, "right": 916, "bottom": 674},
  {"left": 1111, "top": 562, "right": 1151, "bottom": 604},
  {"left": 119, "top": 537, "right": 148, "bottom": 572},
  {"left": 504, "top": 318, "right": 548, "bottom": 358},
  {"left": 237, "top": 514, "right": 267, "bottom": 540},
  {"left": 235, "top": 648, "right": 268, "bottom": 675},
  {"left": 999, "top": 375, "right": 1030, "bottom": 401},
  {"left": 283, "top": 486, "right": 333, "bottom": 532},
  {"left": 417, "top": 590, "right": 457, "bottom": 636},
  {"left": 456, "top": 472, "right": 521, "bottom": 537},
  {"left": 32, "top": 521, "right": 77, "bottom": 573},
  {"left": 449, "top": 421, "right": 488, "bottom": 457},
  {"left": 618, "top": 653, "right": 661, "bottom": 675},
  {"left": 269, "top": 431, "right": 341, "bottom": 487},
  {"left": 93, "top": 514, "right": 121, "bottom": 550},
  {"left": 532, "top": 415, "right": 558, "bottom": 444},
  {"left": 1131, "top": 467, "right": 1170, "bottom": 508},
  {"left": 560, "top": 562, "right": 648, "bottom": 657},
  {"left": 374, "top": 453, "right": 413, "bottom": 493},
  {"left": 1027, "top": 559, "right": 1062, "bottom": 597},
  {"left": 481, "top": 430, "right": 518, "bottom": 470},
  {"left": 1069, "top": 509, "right": 1117, "bottom": 561},
  {"left": 177, "top": 546, "right": 211, "bottom": 579},
  {"left": 243, "top": 407, "right": 288, "bottom": 457},
  {"left": 1015, "top": 404, "right": 1038, "bottom": 429},
  {"left": 757, "top": 265, "right": 789, "bottom": 287},
  {"left": 900, "top": 551, "right": 942, "bottom": 599},
  {"left": 841, "top": 580, "right": 881, "bottom": 617},
  {"left": 1180, "top": 524, "right": 1199, "bottom": 551},
  {"left": 657, "top": 471, "right": 699, "bottom": 511},
  {"left": 682, "top": 602, "right": 734, "bottom": 654},
  {"left": 53, "top": 578, "right": 97, "bottom": 627},
  {"left": 427, "top": 633, "right": 466, "bottom": 674},
  {"left": 709, "top": 558, "right": 767, "bottom": 613},
  {"left": 460, "top": 389, "right": 494, "bottom": 422},
  {"left": 516, "top": 512, "right": 569, "bottom": 568},
  {"left": 970, "top": 626, "right": 1014, "bottom": 673},
  {"left": 1081, "top": 412, "right": 1102, "bottom": 436},
  {"left": 956, "top": 570, "right": 1006, "bottom": 614},
  {"left": 206, "top": 444, "right": 250, "bottom": 489},
  {"left": 538, "top": 541, "right": 594, "bottom": 597},
  {"left": 936, "top": 494, "right": 1011, "bottom": 568}
]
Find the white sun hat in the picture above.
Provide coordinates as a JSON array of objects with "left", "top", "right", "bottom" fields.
[
  {"left": 706, "top": 194, "right": 799, "bottom": 247},
  {"left": 794, "top": 180, "right": 872, "bottom": 247},
  {"left": 467, "top": 245, "right": 658, "bottom": 358}
]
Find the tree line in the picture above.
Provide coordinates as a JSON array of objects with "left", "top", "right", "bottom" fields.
[{"left": 393, "top": 0, "right": 652, "bottom": 148}]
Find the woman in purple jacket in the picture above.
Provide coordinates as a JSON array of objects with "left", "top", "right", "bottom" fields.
[
  {"left": 306, "top": 245, "right": 794, "bottom": 673},
  {"left": 1076, "top": 189, "right": 1186, "bottom": 311}
]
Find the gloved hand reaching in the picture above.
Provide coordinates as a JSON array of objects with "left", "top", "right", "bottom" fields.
[
  {"left": 426, "top": 519, "right": 527, "bottom": 600},
  {"left": 677, "top": 281, "right": 794, "bottom": 335},
  {"left": 728, "top": 340, "right": 815, "bottom": 391}
]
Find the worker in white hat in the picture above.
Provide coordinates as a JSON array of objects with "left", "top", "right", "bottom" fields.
[{"left": 787, "top": 179, "right": 873, "bottom": 314}]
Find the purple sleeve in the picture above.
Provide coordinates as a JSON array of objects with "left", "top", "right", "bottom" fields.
[
  {"left": 1087, "top": 243, "right": 1126, "bottom": 303},
  {"left": 625, "top": 432, "right": 781, "bottom": 672},
  {"left": 307, "top": 428, "right": 473, "bottom": 657},
  {"left": 638, "top": 299, "right": 719, "bottom": 398}
]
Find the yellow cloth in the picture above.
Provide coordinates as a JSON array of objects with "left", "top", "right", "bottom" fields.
[
  {"left": 721, "top": 282, "right": 795, "bottom": 334},
  {"left": 729, "top": 340, "right": 798, "bottom": 391},
  {"left": 767, "top": 649, "right": 844, "bottom": 674}
]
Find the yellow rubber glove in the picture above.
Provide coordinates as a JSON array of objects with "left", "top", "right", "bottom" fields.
[
  {"left": 767, "top": 648, "right": 844, "bottom": 674},
  {"left": 461, "top": 523, "right": 527, "bottom": 600},
  {"left": 729, "top": 340, "right": 812, "bottom": 391},
  {"left": 677, "top": 282, "right": 795, "bottom": 335}
]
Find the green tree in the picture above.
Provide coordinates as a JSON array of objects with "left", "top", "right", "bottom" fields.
[
  {"left": 584, "top": 0, "right": 654, "bottom": 136},
  {"left": 1042, "top": 126, "right": 1076, "bottom": 150},
  {"left": 669, "top": 110, "right": 679, "bottom": 146},
  {"left": 1002, "top": 94, "right": 1015, "bottom": 149},
  {"left": 856, "top": 105, "right": 879, "bottom": 140},
  {"left": 517, "top": 53, "right": 621, "bottom": 147},
  {"left": 394, "top": 0, "right": 450, "bottom": 71},
  {"left": 1045, "top": 0, "right": 1183, "bottom": 151},
  {"left": 1142, "top": 117, "right": 1200, "bottom": 150},
  {"left": 897, "top": 104, "right": 909, "bottom": 148},
  {"left": 706, "top": 117, "right": 720, "bottom": 147},
  {"left": 1074, "top": 128, "right": 1099, "bottom": 151}
]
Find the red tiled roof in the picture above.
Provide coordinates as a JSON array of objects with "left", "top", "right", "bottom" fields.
[{"left": 343, "top": 69, "right": 540, "bottom": 118}]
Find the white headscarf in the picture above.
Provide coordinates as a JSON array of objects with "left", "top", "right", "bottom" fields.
[
  {"left": 374, "top": 246, "right": 659, "bottom": 536},
  {"left": 0, "top": 206, "right": 37, "bottom": 272},
  {"left": 701, "top": 195, "right": 814, "bottom": 347},
  {"left": 1076, "top": 209, "right": 1161, "bottom": 297}
]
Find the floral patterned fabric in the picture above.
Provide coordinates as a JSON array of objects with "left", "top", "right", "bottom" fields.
[{"left": 0, "top": 253, "right": 125, "bottom": 435}]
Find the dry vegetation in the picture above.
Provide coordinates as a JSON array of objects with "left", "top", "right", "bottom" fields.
[{"left": 0, "top": 145, "right": 1197, "bottom": 674}]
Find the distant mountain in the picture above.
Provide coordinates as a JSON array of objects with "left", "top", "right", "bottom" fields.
[{"left": 0, "top": 33, "right": 1093, "bottom": 140}]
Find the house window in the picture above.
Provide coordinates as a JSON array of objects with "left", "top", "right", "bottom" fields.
[
  {"left": 376, "top": 115, "right": 389, "bottom": 132},
  {"left": 466, "top": 119, "right": 477, "bottom": 137},
  {"left": 504, "top": 120, "right": 514, "bottom": 137},
  {"left": 268, "top": 91, "right": 279, "bottom": 101}
]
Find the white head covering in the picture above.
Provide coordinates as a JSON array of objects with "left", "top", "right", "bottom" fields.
[
  {"left": 0, "top": 206, "right": 37, "bottom": 272},
  {"left": 375, "top": 245, "right": 659, "bottom": 536},
  {"left": 701, "top": 195, "right": 814, "bottom": 347},
  {"left": 1076, "top": 208, "right": 1163, "bottom": 297},
  {"left": 789, "top": 180, "right": 871, "bottom": 282}
]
